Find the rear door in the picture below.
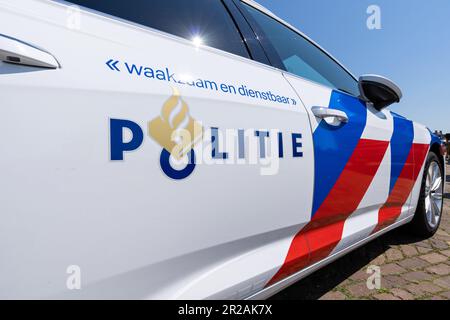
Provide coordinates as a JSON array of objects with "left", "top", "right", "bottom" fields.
[
  {"left": 0, "top": 0, "right": 314, "bottom": 299},
  {"left": 238, "top": 1, "right": 395, "bottom": 284}
]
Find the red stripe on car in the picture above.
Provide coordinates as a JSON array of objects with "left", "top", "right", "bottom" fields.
[
  {"left": 373, "top": 143, "right": 429, "bottom": 233},
  {"left": 267, "top": 139, "right": 389, "bottom": 286}
]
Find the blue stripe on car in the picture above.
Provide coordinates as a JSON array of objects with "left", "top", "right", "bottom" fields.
[
  {"left": 389, "top": 113, "right": 414, "bottom": 194},
  {"left": 311, "top": 90, "right": 367, "bottom": 217}
]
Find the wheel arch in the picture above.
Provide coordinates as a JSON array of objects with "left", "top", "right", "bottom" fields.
[{"left": 430, "top": 142, "right": 445, "bottom": 172}]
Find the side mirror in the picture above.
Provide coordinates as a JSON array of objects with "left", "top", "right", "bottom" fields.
[{"left": 358, "top": 74, "right": 402, "bottom": 110}]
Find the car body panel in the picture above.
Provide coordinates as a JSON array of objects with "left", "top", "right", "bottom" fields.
[
  {"left": 0, "top": 0, "right": 316, "bottom": 299},
  {"left": 0, "top": 0, "right": 439, "bottom": 299}
]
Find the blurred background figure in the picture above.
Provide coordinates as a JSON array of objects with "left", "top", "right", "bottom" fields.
[
  {"left": 434, "top": 131, "right": 449, "bottom": 163},
  {"left": 445, "top": 133, "right": 450, "bottom": 163}
]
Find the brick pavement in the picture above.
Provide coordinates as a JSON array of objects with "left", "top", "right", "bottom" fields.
[{"left": 273, "top": 162, "right": 450, "bottom": 300}]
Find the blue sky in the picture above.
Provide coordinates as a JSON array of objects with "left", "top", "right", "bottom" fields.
[{"left": 256, "top": 0, "right": 450, "bottom": 133}]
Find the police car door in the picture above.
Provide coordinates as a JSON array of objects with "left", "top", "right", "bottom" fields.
[
  {"left": 238, "top": 1, "right": 394, "bottom": 284},
  {"left": 0, "top": 0, "right": 314, "bottom": 299}
]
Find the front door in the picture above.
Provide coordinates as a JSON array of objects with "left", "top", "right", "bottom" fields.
[{"left": 239, "top": 1, "right": 394, "bottom": 285}]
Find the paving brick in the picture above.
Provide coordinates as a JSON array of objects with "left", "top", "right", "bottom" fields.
[
  {"left": 417, "top": 247, "right": 433, "bottom": 254},
  {"left": 405, "top": 283, "right": 427, "bottom": 296},
  {"left": 434, "top": 229, "right": 450, "bottom": 241},
  {"left": 440, "top": 291, "right": 450, "bottom": 299},
  {"left": 400, "top": 245, "right": 419, "bottom": 257},
  {"left": 433, "top": 276, "right": 450, "bottom": 289},
  {"left": 436, "top": 229, "right": 450, "bottom": 237},
  {"left": 373, "top": 293, "right": 400, "bottom": 300},
  {"left": 370, "top": 254, "right": 386, "bottom": 266},
  {"left": 381, "top": 263, "right": 407, "bottom": 275},
  {"left": 414, "top": 282, "right": 443, "bottom": 294},
  {"left": 430, "top": 239, "right": 449, "bottom": 250},
  {"left": 441, "top": 249, "right": 450, "bottom": 257},
  {"left": 319, "top": 291, "right": 346, "bottom": 300},
  {"left": 404, "top": 282, "right": 442, "bottom": 296},
  {"left": 402, "top": 271, "right": 433, "bottom": 283},
  {"left": 339, "top": 278, "right": 353, "bottom": 287},
  {"left": 419, "top": 253, "right": 448, "bottom": 264},
  {"left": 347, "top": 282, "right": 373, "bottom": 297},
  {"left": 436, "top": 234, "right": 450, "bottom": 242},
  {"left": 426, "top": 264, "right": 450, "bottom": 276},
  {"left": 350, "top": 270, "right": 369, "bottom": 282},
  {"left": 391, "top": 288, "right": 414, "bottom": 300},
  {"left": 382, "top": 275, "right": 409, "bottom": 289},
  {"left": 397, "top": 257, "right": 430, "bottom": 270},
  {"left": 416, "top": 241, "right": 432, "bottom": 249},
  {"left": 385, "top": 248, "right": 403, "bottom": 261}
]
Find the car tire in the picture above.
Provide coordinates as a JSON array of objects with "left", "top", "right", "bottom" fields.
[{"left": 408, "top": 152, "right": 444, "bottom": 237}]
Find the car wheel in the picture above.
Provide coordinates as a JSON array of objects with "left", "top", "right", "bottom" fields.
[{"left": 408, "top": 152, "right": 444, "bottom": 237}]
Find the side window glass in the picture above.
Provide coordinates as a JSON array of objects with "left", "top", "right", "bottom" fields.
[
  {"left": 66, "top": 0, "right": 250, "bottom": 58},
  {"left": 283, "top": 55, "right": 334, "bottom": 88},
  {"left": 242, "top": 3, "right": 359, "bottom": 96}
]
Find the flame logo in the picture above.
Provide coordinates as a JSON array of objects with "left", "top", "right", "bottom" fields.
[
  {"left": 161, "top": 87, "right": 190, "bottom": 130},
  {"left": 148, "top": 88, "right": 202, "bottom": 160}
]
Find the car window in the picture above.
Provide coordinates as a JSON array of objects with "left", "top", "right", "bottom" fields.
[
  {"left": 66, "top": 0, "right": 250, "bottom": 59},
  {"left": 241, "top": 2, "right": 359, "bottom": 96}
]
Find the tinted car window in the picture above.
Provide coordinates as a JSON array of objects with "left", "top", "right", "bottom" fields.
[
  {"left": 67, "top": 0, "right": 250, "bottom": 58},
  {"left": 242, "top": 3, "right": 359, "bottom": 96}
]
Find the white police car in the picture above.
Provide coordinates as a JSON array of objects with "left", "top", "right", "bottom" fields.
[{"left": 0, "top": 0, "right": 445, "bottom": 299}]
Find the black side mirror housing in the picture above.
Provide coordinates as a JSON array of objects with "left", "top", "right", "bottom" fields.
[{"left": 358, "top": 75, "right": 402, "bottom": 110}]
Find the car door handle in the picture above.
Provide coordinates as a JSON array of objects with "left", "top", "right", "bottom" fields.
[
  {"left": 311, "top": 106, "right": 349, "bottom": 123},
  {"left": 0, "top": 34, "right": 59, "bottom": 69}
]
